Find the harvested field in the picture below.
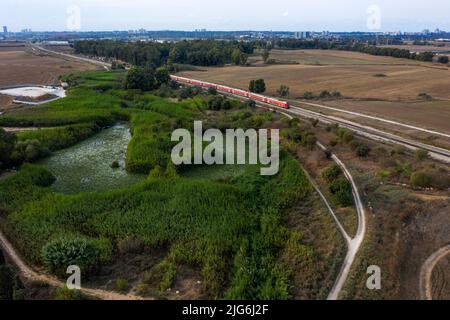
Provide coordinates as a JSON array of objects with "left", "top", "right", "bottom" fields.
[
  {"left": 0, "top": 45, "right": 98, "bottom": 87},
  {"left": 180, "top": 51, "right": 450, "bottom": 101},
  {"left": 307, "top": 99, "right": 450, "bottom": 135},
  {"left": 179, "top": 49, "right": 450, "bottom": 135}
]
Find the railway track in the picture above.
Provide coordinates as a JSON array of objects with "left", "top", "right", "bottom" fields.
[{"left": 286, "top": 105, "right": 450, "bottom": 164}]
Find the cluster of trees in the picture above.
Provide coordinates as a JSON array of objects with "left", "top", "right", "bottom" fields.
[
  {"left": 249, "top": 79, "right": 266, "bottom": 93},
  {"left": 74, "top": 40, "right": 255, "bottom": 68},
  {"left": 438, "top": 56, "right": 449, "bottom": 64},
  {"left": 274, "top": 39, "right": 436, "bottom": 62},
  {"left": 302, "top": 90, "right": 342, "bottom": 100},
  {"left": 321, "top": 164, "right": 354, "bottom": 207},
  {"left": 124, "top": 66, "right": 170, "bottom": 91}
]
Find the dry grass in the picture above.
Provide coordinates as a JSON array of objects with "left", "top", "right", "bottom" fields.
[
  {"left": 179, "top": 49, "right": 450, "bottom": 135},
  {"left": 0, "top": 46, "right": 98, "bottom": 87},
  {"left": 180, "top": 51, "right": 450, "bottom": 101}
]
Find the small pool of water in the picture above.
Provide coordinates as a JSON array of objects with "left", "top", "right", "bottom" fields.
[{"left": 40, "top": 124, "right": 145, "bottom": 194}]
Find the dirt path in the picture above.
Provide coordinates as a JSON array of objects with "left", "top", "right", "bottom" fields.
[
  {"left": 1, "top": 127, "right": 41, "bottom": 132},
  {"left": 419, "top": 244, "right": 450, "bottom": 300},
  {"left": 0, "top": 229, "right": 144, "bottom": 300},
  {"left": 262, "top": 105, "right": 366, "bottom": 300}
]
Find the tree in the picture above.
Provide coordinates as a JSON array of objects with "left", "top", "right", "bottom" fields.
[
  {"left": 249, "top": 79, "right": 266, "bottom": 93},
  {"left": 277, "top": 85, "right": 290, "bottom": 97},
  {"left": 232, "top": 49, "right": 248, "bottom": 66},
  {"left": 438, "top": 56, "right": 449, "bottom": 64},
  {"left": 329, "top": 178, "right": 354, "bottom": 207},
  {"left": 262, "top": 49, "right": 270, "bottom": 63},
  {"left": 0, "top": 129, "right": 16, "bottom": 168},
  {"left": 155, "top": 67, "right": 170, "bottom": 86},
  {"left": 124, "top": 67, "right": 157, "bottom": 91}
]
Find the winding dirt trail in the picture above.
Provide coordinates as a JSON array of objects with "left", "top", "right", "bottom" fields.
[
  {"left": 419, "top": 244, "right": 450, "bottom": 300},
  {"left": 0, "top": 229, "right": 143, "bottom": 300},
  {"left": 262, "top": 106, "right": 366, "bottom": 300}
]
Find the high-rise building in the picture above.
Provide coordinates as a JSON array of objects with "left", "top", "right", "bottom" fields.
[{"left": 2, "top": 26, "right": 7, "bottom": 34}]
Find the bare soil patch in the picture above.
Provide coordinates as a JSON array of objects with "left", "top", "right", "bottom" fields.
[{"left": 0, "top": 46, "right": 98, "bottom": 86}]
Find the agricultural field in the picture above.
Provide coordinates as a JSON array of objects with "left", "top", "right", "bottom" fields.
[
  {"left": 180, "top": 49, "right": 450, "bottom": 101},
  {"left": 0, "top": 45, "right": 98, "bottom": 87},
  {"left": 180, "top": 49, "right": 450, "bottom": 135}
]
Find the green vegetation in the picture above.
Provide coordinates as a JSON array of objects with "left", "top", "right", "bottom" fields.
[
  {"left": 0, "top": 129, "right": 17, "bottom": 169},
  {"left": 249, "top": 79, "right": 266, "bottom": 94},
  {"left": 438, "top": 56, "right": 449, "bottom": 64},
  {"left": 321, "top": 164, "right": 342, "bottom": 183},
  {"left": 115, "top": 279, "right": 128, "bottom": 293},
  {"left": 274, "top": 39, "right": 435, "bottom": 62},
  {"left": 74, "top": 39, "right": 255, "bottom": 67},
  {"left": 42, "top": 236, "right": 111, "bottom": 277},
  {"left": 0, "top": 69, "right": 325, "bottom": 299},
  {"left": 329, "top": 178, "right": 354, "bottom": 207},
  {"left": 277, "top": 85, "right": 290, "bottom": 98}
]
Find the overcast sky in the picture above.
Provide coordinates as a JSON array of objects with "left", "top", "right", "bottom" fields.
[{"left": 1, "top": 0, "right": 449, "bottom": 32}]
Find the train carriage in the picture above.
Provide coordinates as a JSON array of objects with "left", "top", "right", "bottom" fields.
[{"left": 170, "top": 75, "right": 289, "bottom": 109}]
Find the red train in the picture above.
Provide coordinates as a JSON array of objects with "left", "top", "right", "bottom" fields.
[{"left": 170, "top": 75, "right": 290, "bottom": 109}]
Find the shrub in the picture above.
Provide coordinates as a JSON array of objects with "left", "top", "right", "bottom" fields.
[
  {"left": 355, "top": 144, "right": 371, "bottom": 157},
  {"left": 418, "top": 92, "right": 432, "bottom": 100},
  {"left": 329, "top": 178, "right": 354, "bottom": 207},
  {"left": 246, "top": 99, "right": 256, "bottom": 108},
  {"left": 41, "top": 236, "right": 106, "bottom": 276},
  {"left": 319, "top": 90, "right": 331, "bottom": 99},
  {"left": 342, "top": 131, "right": 354, "bottom": 144},
  {"left": 329, "top": 138, "right": 338, "bottom": 147},
  {"left": 116, "top": 279, "right": 128, "bottom": 293},
  {"left": 53, "top": 286, "right": 83, "bottom": 300},
  {"left": 208, "top": 87, "right": 218, "bottom": 95},
  {"left": 302, "top": 91, "right": 315, "bottom": 100},
  {"left": 415, "top": 149, "right": 429, "bottom": 161},
  {"left": 410, "top": 171, "right": 432, "bottom": 188},
  {"left": 322, "top": 164, "right": 342, "bottom": 182}
]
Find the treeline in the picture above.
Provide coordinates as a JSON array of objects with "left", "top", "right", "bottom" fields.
[
  {"left": 274, "top": 39, "right": 435, "bottom": 62},
  {"left": 73, "top": 40, "right": 255, "bottom": 67}
]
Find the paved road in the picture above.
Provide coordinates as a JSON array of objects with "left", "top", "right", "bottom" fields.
[{"left": 419, "top": 244, "right": 450, "bottom": 300}]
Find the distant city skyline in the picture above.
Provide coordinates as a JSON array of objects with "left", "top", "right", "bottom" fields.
[{"left": 1, "top": 0, "right": 450, "bottom": 33}]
